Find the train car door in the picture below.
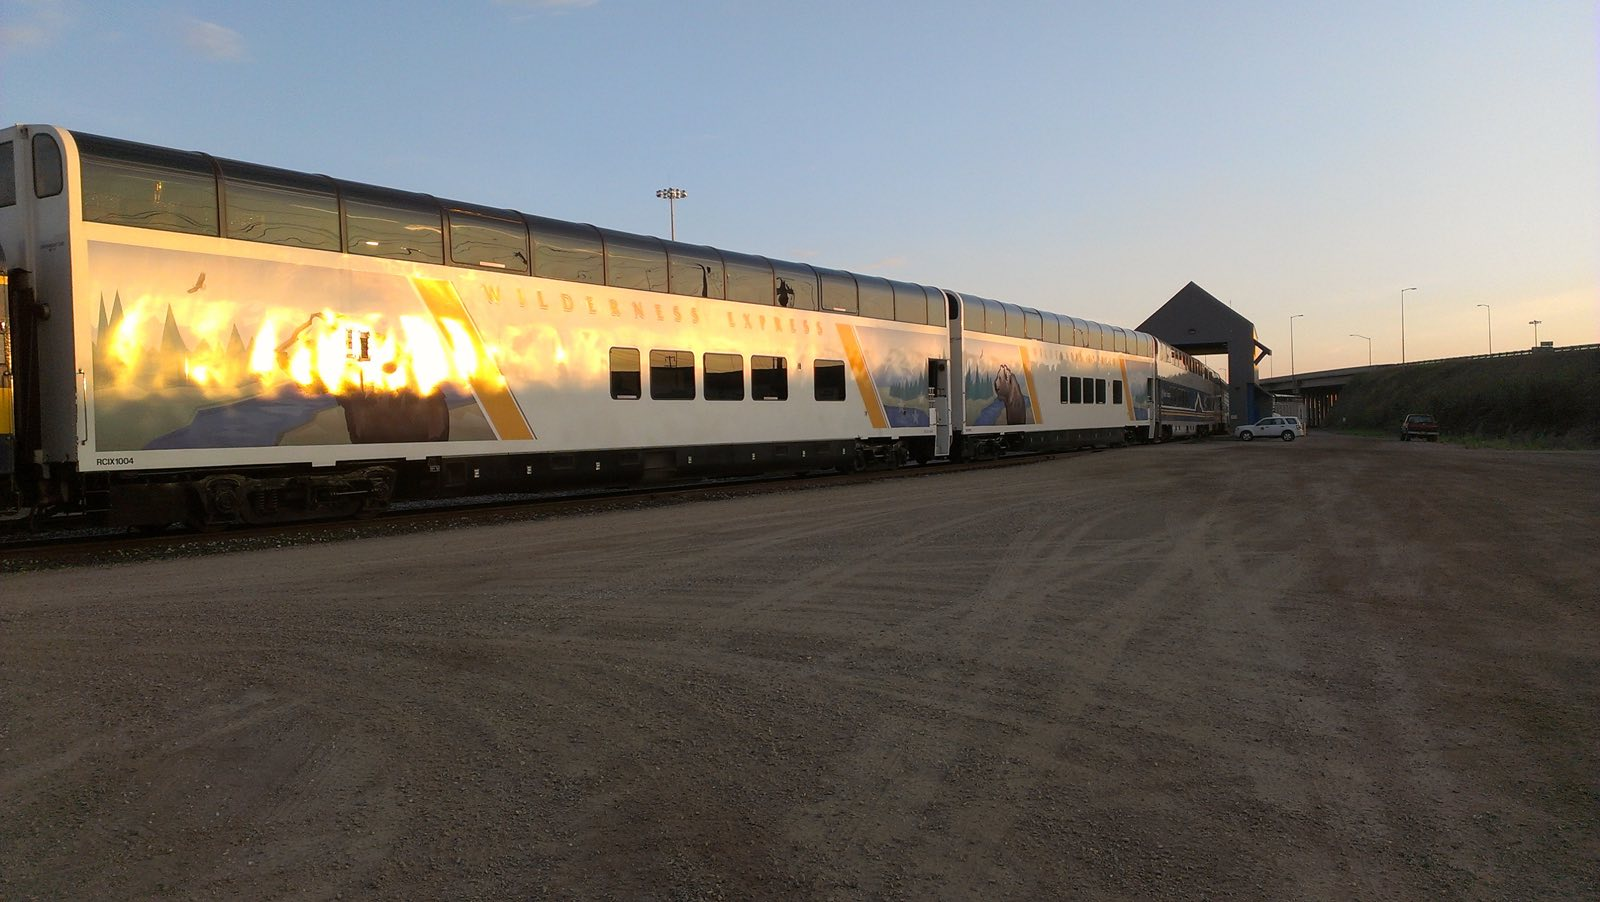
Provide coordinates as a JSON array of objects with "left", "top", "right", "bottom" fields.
[
  {"left": 942, "top": 290, "right": 966, "bottom": 460},
  {"left": 927, "top": 357, "right": 950, "bottom": 457},
  {"left": 1, "top": 143, "right": 14, "bottom": 493},
  {"left": 1148, "top": 377, "right": 1159, "bottom": 439},
  {"left": 0, "top": 268, "right": 12, "bottom": 490}
]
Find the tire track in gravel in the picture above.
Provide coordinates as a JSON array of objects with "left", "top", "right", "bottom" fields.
[
  {"left": 928, "top": 479, "right": 1241, "bottom": 895},
  {"left": 1275, "top": 441, "right": 1597, "bottom": 899},
  {"left": 770, "top": 456, "right": 1219, "bottom": 895},
  {"left": 1157, "top": 452, "right": 1400, "bottom": 897}
]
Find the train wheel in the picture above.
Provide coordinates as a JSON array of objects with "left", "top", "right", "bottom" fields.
[{"left": 188, "top": 475, "right": 246, "bottom": 530}]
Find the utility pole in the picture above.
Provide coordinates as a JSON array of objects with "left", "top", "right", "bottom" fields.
[
  {"left": 1400, "top": 287, "right": 1417, "bottom": 363},
  {"left": 1350, "top": 333, "right": 1372, "bottom": 367},
  {"left": 655, "top": 187, "right": 686, "bottom": 241}
]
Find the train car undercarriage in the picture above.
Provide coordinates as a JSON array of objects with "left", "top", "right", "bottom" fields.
[{"left": 9, "top": 437, "right": 936, "bottom": 531}]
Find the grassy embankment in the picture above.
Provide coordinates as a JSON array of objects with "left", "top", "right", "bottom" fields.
[{"left": 1326, "top": 348, "right": 1600, "bottom": 449}]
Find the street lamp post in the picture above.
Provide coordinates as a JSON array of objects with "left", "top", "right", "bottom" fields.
[
  {"left": 1400, "top": 287, "right": 1417, "bottom": 363},
  {"left": 1476, "top": 304, "right": 1492, "bottom": 354},
  {"left": 1528, "top": 319, "right": 1542, "bottom": 346},
  {"left": 1289, "top": 314, "right": 1305, "bottom": 380},
  {"left": 1349, "top": 333, "right": 1372, "bottom": 367},
  {"left": 655, "top": 187, "right": 686, "bottom": 241}
]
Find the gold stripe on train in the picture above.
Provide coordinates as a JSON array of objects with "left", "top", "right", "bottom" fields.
[
  {"left": 1119, "top": 358, "right": 1134, "bottom": 420},
  {"left": 836, "top": 323, "right": 889, "bottom": 429},
  {"left": 1018, "top": 345, "right": 1043, "bottom": 425},
  {"left": 412, "top": 278, "right": 536, "bottom": 441}
]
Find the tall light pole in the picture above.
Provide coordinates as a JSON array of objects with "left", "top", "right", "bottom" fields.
[
  {"left": 1350, "top": 333, "right": 1372, "bottom": 367},
  {"left": 1289, "top": 314, "right": 1305, "bottom": 380},
  {"left": 1528, "top": 319, "right": 1542, "bottom": 346},
  {"left": 1476, "top": 304, "right": 1492, "bottom": 354},
  {"left": 1400, "top": 287, "right": 1417, "bottom": 363},
  {"left": 655, "top": 187, "right": 686, "bottom": 241}
]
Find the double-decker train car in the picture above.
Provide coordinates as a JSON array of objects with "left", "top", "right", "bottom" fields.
[
  {"left": 950, "top": 293, "right": 1178, "bottom": 456},
  {"left": 1151, "top": 341, "right": 1229, "bottom": 439},
  {"left": 0, "top": 125, "right": 1223, "bottom": 530}
]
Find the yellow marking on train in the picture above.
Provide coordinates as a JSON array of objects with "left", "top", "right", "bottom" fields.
[
  {"left": 412, "top": 278, "right": 536, "bottom": 441},
  {"left": 836, "top": 323, "right": 889, "bottom": 429},
  {"left": 1018, "top": 345, "right": 1042, "bottom": 425},
  {"left": 1119, "top": 358, "right": 1135, "bottom": 420}
]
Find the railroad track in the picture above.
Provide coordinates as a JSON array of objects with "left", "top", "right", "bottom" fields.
[{"left": 0, "top": 453, "right": 1061, "bottom": 571}]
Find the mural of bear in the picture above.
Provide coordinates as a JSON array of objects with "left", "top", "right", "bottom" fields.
[{"left": 993, "top": 364, "right": 1027, "bottom": 425}]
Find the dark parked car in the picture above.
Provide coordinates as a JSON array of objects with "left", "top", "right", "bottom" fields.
[{"left": 1401, "top": 414, "right": 1439, "bottom": 442}]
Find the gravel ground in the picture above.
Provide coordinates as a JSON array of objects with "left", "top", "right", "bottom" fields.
[{"left": 1, "top": 433, "right": 1596, "bottom": 900}]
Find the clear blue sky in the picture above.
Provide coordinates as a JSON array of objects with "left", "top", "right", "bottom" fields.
[{"left": 4, "top": 0, "right": 1596, "bottom": 375}]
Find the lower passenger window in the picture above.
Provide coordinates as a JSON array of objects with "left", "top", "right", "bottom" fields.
[
  {"left": 1068, "top": 376, "right": 1082, "bottom": 404},
  {"left": 753, "top": 355, "right": 788, "bottom": 400},
  {"left": 650, "top": 349, "right": 695, "bottom": 400},
  {"left": 814, "top": 359, "right": 847, "bottom": 401},
  {"left": 704, "top": 352, "right": 744, "bottom": 401},
  {"left": 1112, "top": 380, "right": 1123, "bottom": 404},
  {"left": 609, "top": 347, "right": 640, "bottom": 399},
  {"left": 1059, "top": 376, "right": 1071, "bottom": 404},
  {"left": 1095, "top": 378, "right": 1107, "bottom": 404}
]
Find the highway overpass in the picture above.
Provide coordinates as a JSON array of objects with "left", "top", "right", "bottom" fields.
[{"left": 1258, "top": 344, "right": 1599, "bottom": 427}]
